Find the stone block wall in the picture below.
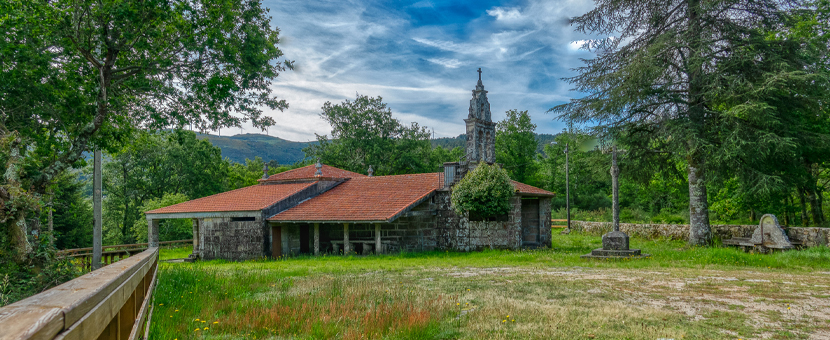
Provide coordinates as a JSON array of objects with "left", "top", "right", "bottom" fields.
[
  {"left": 569, "top": 220, "right": 830, "bottom": 247},
  {"left": 539, "top": 198, "right": 552, "bottom": 246},
  {"left": 198, "top": 217, "right": 266, "bottom": 261},
  {"left": 435, "top": 191, "right": 524, "bottom": 251}
]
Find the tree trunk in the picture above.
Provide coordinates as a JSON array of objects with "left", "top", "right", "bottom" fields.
[
  {"left": 687, "top": 155, "right": 711, "bottom": 246},
  {"left": 686, "top": 0, "right": 711, "bottom": 246},
  {"left": 798, "top": 187, "right": 809, "bottom": 227},
  {"left": 749, "top": 209, "right": 756, "bottom": 223},
  {"left": 783, "top": 196, "right": 790, "bottom": 226},
  {"left": 808, "top": 186, "right": 822, "bottom": 227}
]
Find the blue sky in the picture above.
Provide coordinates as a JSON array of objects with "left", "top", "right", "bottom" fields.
[{"left": 234, "top": 0, "right": 596, "bottom": 141}]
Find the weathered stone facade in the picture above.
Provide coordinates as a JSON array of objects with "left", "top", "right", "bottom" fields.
[
  {"left": 569, "top": 220, "right": 830, "bottom": 247},
  {"left": 196, "top": 217, "right": 267, "bottom": 261},
  {"left": 271, "top": 192, "right": 552, "bottom": 256}
]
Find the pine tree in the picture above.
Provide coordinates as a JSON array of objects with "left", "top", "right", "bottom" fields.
[{"left": 552, "top": 0, "right": 805, "bottom": 245}]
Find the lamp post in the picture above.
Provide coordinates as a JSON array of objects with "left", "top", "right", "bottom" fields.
[
  {"left": 553, "top": 128, "right": 571, "bottom": 231},
  {"left": 564, "top": 141, "right": 570, "bottom": 231}
]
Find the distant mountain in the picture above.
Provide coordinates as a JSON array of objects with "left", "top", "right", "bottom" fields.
[
  {"left": 195, "top": 133, "right": 315, "bottom": 165},
  {"left": 430, "top": 133, "right": 558, "bottom": 155},
  {"left": 198, "top": 132, "right": 558, "bottom": 165}
]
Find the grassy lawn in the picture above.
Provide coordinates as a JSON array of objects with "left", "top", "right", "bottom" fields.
[{"left": 151, "top": 233, "right": 830, "bottom": 339}]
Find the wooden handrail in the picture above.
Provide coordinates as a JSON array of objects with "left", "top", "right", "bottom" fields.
[
  {"left": 58, "top": 239, "right": 191, "bottom": 255},
  {"left": 0, "top": 248, "right": 159, "bottom": 340}
]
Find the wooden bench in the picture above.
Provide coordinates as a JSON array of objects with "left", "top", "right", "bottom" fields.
[{"left": 331, "top": 238, "right": 399, "bottom": 255}]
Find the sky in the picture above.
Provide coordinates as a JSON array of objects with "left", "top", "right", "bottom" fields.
[{"left": 230, "top": 0, "right": 597, "bottom": 141}]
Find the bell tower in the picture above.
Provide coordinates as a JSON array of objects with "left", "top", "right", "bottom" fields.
[{"left": 465, "top": 68, "right": 496, "bottom": 164}]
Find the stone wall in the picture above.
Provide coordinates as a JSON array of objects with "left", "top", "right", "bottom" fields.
[
  {"left": 569, "top": 220, "right": 830, "bottom": 246},
  {"left": 435, "top": 191, "right": 525, "bottom": 251},
  {"left": 198, "top": 217, "right": 266, "bottom": 261}
]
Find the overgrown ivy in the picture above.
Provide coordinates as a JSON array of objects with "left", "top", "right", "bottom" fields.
[{"left": 450, "top": 164, "right": 514, "bottom": 218}]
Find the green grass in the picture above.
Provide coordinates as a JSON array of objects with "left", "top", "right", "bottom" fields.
[{"left": 150, "top": 233, "right": 830, "bottom": 339}]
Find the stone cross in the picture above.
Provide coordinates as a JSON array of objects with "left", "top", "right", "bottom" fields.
[
  {"left": 477, "top": 68, "right": 482, "bottom": 81},
  {"left": 611, "top": 145, "right": 620, "bottom": 232}
]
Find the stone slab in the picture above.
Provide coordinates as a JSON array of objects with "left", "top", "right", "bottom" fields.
[
  {"left": 580, "top": 253, "right": 651, "bottom": 260},
  {"left": 602, "top": 230, "right": 629, "bottom": 250},
  {"left": 581, "top": 249, "right": 650, "bottom": 260},
  {"left": 590, "top": 248, "right": 641, "bottom": 257}
]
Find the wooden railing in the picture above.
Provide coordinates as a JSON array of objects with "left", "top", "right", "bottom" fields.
[
  {"left": 0, "top": 247, "right": 159, "bottom": 340},
  {"left": 58, "top": 239, "right": 191, "bottom": 270}
]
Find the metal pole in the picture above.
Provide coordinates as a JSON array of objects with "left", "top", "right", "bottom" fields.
[
  {"left": 611, "top": 145, "right": 620, "bottom": 232},
  {"left": 92, "top": 149, "right": 102, "bottom": 270},
  {"left": 565, "top": 143, "right": 571, "bottom": 230}
]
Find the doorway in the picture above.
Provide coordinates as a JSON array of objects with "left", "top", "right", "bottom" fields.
[
  {"left": 271, "top": 225, "right": 282, "bottom": 258},
  {"left": 300, "top": 224, "right": 310, "bottom": 254},
  {"left": 521, "top": 199, "right": 540, "bottom": 247}
]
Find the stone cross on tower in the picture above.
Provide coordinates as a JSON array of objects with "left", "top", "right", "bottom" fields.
[{"left": 465, "top": 69, "right": 496, "bottom": 164}]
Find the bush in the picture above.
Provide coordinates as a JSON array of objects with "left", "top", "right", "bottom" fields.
[
  {"left": 0, "top": 233, "right": 82, "bottom": 307},
  {"left": 451, "top": 164, "right": 514, "bottom": 218}
]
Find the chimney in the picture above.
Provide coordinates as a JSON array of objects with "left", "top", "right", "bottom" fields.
[
  {"left": 315, "top": 159, "right": 323, "bottom": 176},
  {"left": 367, "top": 165, "right": 374, "bottom": 177},
  {"left": 262, "top": 163, "right": 269, "bottom": 180}
]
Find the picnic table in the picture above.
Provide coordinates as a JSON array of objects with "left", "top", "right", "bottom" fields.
[{"left": 331, "top": 236, "right": 400, "bottom": 255}]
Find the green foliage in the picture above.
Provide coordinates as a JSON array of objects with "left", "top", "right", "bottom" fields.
[
  {"left": 495, "top": 110, "right": 539, "bottom": 185},
  {"left": 450, "top": 164, "right": 514, "bottom": 218},
  {"left": 304, "top": 94, "right": 435, "bottom": 175},
  {"left": 132, "top": 193, "right": 191, "bottom": 243},
  {"left": 103, "top": 130, "right": 227, "bottom": 245},
  {"left": 0, "top": 233, "right": 82, "bottom": 307},
  {"left": 47, "top": 171, "right": 93, "bottom": 249}
]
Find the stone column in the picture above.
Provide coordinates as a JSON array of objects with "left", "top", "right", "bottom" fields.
[
  {"left": 148, "top": 218, "right": 159, "bottom": 248},
  {"left": 611, "top": 145, "right": 620, "bottom": 232},
  {"left": 192, "top": 219, "right": 199, "bottom": 254},
  {"left": 375, "top": 223, "right": 382, "bottom": 254},
  {"left": 314, "top": 223, "right": 320, "bottom": 255},
  {"left": 343, "top": 223, "right": 350, "bottom": 255}
]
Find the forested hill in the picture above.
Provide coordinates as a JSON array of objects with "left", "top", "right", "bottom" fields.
[
  {"left": 198, "top": 132, "right": 558, "bottom": 165},
  {"left": 195, "top": 133, "right": 314, "bottom": 165},
  {"left": 431, "top": 133, "right": 558, "bottom": 154}
]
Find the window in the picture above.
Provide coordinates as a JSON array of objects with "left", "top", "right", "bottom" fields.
[{"left": 230, "top": 217, "right": 256, "bottom": 222}]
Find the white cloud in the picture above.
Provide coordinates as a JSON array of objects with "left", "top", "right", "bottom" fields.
[
  {"left": 426, "top": 58, "right": 462, "bottom": 68},
  {"left": 487, "top": 7, "right": 523, "bottom": 22}
]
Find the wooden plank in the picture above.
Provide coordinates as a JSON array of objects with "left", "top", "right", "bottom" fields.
[
  {"left": 56, "top": 251, "right": 156, "bottom": 340},
  {"left": 0, "top": 306, "right": 64, "bottom": 340},
  {"left": 0, "top": 248, "right": 157, "bottom": 340},
  {"left": 128, "top": 261, "right": 158, "bottom": 340}
]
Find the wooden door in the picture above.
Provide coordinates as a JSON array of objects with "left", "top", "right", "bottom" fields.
[
  {"left": 300, "top": 224, "right": 310, "bottom": 254},
  {"left": 271, "top": 225, "right": 282, "bottom": 257},
  {"left": 521, "top": 199, "right": 540, "bottom": 246}
]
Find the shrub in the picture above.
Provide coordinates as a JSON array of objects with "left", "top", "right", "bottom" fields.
[{"left": 450, "top": 164, "right": 514, "bottom": 218}]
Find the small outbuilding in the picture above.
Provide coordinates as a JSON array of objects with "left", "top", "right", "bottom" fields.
[{"left": 145, "top": 75, "right": 554, "bottom": 260}]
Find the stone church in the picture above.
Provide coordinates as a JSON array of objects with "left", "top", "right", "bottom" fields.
[{"left": 145, "top": 73, "right": 554, "bottom": 260}]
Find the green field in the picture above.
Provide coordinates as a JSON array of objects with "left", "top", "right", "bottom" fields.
[{"left": 151, "top": 233, "right": 830, "bottom": 339}]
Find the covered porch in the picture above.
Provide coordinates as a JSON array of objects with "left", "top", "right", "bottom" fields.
[{"left": 270, "top": 221, "right": 401, "bottom": 256}]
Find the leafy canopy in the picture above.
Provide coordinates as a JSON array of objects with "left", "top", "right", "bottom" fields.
[
  {"left": 495, "top": 109, "right": 539, "bottom": 185},
  {"left": 304, "top": 94, "right": 434, "bottom": 176},
  {"left": 451, "top": 164, "right": 514, "bottom": 219}
]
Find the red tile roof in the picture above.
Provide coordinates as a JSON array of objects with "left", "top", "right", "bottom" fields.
[
  {"left": 512, "top": 181, "right": 555, "bottom": 196},
  {"left": 263, "top": 164, "right": 366, "bottom": 182},
  {"left": 145, "top": 182, "right": 316, "bottom": 214},
  {"left": 269, "top": 173, "right": 440, "bottom": 222}
]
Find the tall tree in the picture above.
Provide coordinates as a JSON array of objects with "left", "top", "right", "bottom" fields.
[
  {"left": 103, "top": 130, "right": 227, "bottom": 244},
  {"left": 552, "top": 0, "right": 800, "bottom": 245},
  {"left": 496, "top": 110, "right": 539, "bottom": 185},
  {"left": 0, "top": 0, "right": 290, "bottom": 257},
  {"left": 304, "top": 94, "right": 434, "bottom": 175}
]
